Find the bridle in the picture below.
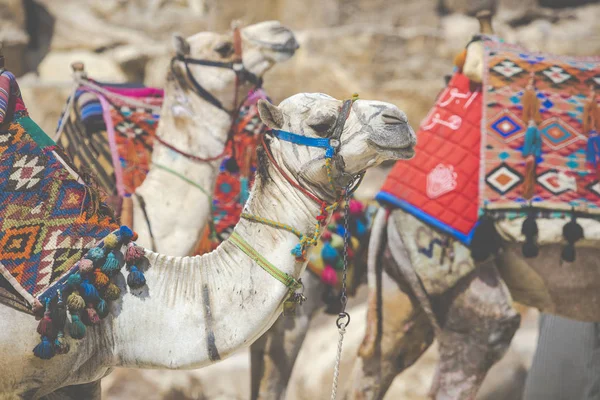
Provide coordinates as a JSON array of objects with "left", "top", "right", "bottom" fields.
[
  {"left": 155, "top": 25, "right": 262, "bottom": 163},
  {"left": 169, "top": 26, "right": 261, "bottom": 115},
  {"left": 266, "top": 94, "right": 365, "bottom": 198},
  {"left": 231, "top": 95, "right": 364, "bottom": 316}
]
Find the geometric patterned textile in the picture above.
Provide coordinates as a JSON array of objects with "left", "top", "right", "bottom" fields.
[
  {"left": 0, "top": 110, "right": 117, "bottom": 304},
  {"left": 483, "top": 40, "right": 600, "bottom": 213},
  {"left": 377, "top": 73, "right": 483, "bottom": 243},
  {"left": 211, "top": 89, "right": 271, "bottom": 240},
  {"left": 57, "top": 82, "right": 163, "bottom": 210},
  {"left": 378, "top": 40, "right": 600, "bottom": 244},
  {"left": 58, "top": 79, "right": 270, "bottom": 246}
]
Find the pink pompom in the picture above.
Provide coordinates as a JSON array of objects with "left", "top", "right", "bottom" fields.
[
  {"left": 125, "top": 243, "right": 145, "bottom": 263},
  {"left": 321, "top": 231, "right": 332, "bottom": 242},
  {"left": 321, "top": 265, "right": 338, "bottom": 286},
  {"left": 78, "top": 259, "right": 94, "bottom": 274},
  {"left": 348, "top": 199, "right": 364, "bottom": 216}
]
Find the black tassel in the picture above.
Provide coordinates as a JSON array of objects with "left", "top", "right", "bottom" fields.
[
  {"left": 224, "top": 157, "right": 240, "bottom": 173},
  {"left": 562, "top": 212, "right": 584, "bottom": 262},
  {"left": 521, "top": 209, "right": 539, "bottom": 258},
  {"left": 470, "top": 212, "right": 501, "bottom": 262},
  {"left": 51, "top": 291, "right": 68, "bottom": 333}
]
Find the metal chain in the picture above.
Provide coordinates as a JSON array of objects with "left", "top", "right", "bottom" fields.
[{"left": 330, "top": 186, "right": 353, "bottom": 400}]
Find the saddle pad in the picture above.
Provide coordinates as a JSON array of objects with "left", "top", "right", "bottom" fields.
[
  {"left": 378, "top": 72, "right": 482, "bottom": 243},
  {"left": 482, "top": 40, "right": 600, "bottom": 212},
  {"left": 211, "top": 89, "right": 270, "bottom": 241},
  {"left": 0, "top": 112, "right": 117, "bottom": 306},
  {"left": 58, "top": 83, "right": 163, "bottom": 203}
]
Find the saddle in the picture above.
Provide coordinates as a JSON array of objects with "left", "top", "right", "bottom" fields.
[
  {"left": 379, "top": 38, "right": 600, "bottom": 261},
  {"left": 0, "top": 70, "right": 149, "bottom": 360}
]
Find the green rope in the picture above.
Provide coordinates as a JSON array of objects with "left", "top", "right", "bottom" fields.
[
  {"left": 230, "top": 232, "right": 301, "bottom": 291},
  {"left": 153, "top": 162, "right": 212, "bottom": 200},
  {"left": 241, "top": 213, "right": 304, "bottom": 240}
]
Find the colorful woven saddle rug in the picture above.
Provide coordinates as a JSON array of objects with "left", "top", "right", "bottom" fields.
[
  {"left": 0, "top": 70, "right": 149, "bottom": 360},
  {"left": 57, "top": 78, "right": 270, "bottom": 245},
  {"left": 379, "top": 40, "right": 600, "bottom": 246},
  {"left": 57, "top": 80, "right": 163, "bottom": 212}
]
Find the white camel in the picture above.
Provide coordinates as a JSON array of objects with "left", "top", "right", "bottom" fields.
[
  {"left": 0, "top": 92, "right": 416, "bottom": 399},
  {"left": 130, "top": 21, "right": 298, "bottom": 256},
  {"left": 347, "top": 12, "right": 600, "bottom": 400}
]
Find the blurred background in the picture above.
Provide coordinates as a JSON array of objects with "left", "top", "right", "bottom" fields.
[{"left": 1, "top": 0, "right": 599, "bottom": 398}]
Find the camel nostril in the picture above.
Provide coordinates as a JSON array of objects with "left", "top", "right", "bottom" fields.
[{"left": 382, "top": 114, "right": 406, "bottom": 125}]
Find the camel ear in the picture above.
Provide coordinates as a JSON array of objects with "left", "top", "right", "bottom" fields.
[
  {"left": 173, "top": 34, "right": 191, "bottom": 56},
  {"left": 257, "top": 100, "right": 284, "bottom": 129}
]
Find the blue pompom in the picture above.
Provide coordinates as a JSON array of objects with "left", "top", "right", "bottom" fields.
[
  {"left": 101, "top": 252, "right": 121, "bottom": 276},
  {"left": 66, "top": 273, "right": 82, "bottom": 288},
  {"left": 355, "top": 219, "right": 367, "bottom": 238},
  {"left": 336, "top": 225, "right": 348, "bottom": 239},
  {"left": 80, "top": 279, "right": 99, "bottom": 302},
  {"left": 321, "top": 242, "right": 339, "bottom": 265},
  {"left": 127, "top": 266, "right": 146, "bottom": 289},
  {"left": 33, "top": 336, "right": 55, "bottom": 359},
  {"left": 119, "top": 226, "right": 133, "bottom": 241},
  {"left": 291, "top": 244, "right": 303, "bottom": 257},
  {"left": 96, "top": 299, "right": 109, "bottom": 319},
  {"left": 85, "top": 247, "right": 105, "bottom": 263}
]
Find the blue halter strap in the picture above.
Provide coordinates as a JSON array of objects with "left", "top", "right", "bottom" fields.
[
  {"left": 268, "top": 97, "right": 356, "bottom": 158},
  {"left": 270, "top": 129, "right": 339, "bottom": 158}
]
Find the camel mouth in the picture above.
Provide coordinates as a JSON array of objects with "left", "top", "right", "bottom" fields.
[
  {"left": 368, "top": 122, "right": 417, "bottom": 160},
  {"left": 371, "top": 142, "right": 416, "bottom": 160}
]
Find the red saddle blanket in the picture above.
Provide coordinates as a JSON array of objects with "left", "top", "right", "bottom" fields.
[{"left": 378, "top": 40, "right": 600, "bottom": 244}]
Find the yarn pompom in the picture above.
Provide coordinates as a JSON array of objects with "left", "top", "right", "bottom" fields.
[
  {"left": 562, "top": 216, "right": 584, "bottom": 262},
  {"left": 78, "top": 259, "right": 94, "bottom": 274},
  {"left": 321, "top": 265, "right": 338, "bottom": 286},
  {"left": 119, "top": 226, "right": 134, "bottom": 241},
  {"left": 348, "top": 199, "right": 364, "bottom": 216},
  {"left": 85, "top": 247, "right": 105, "bottom": 263},
  {"left": 321, "top": 242, "right": 339, "bottom": 265},
  {"left": 80, "top": 279, "right": 100, "bottom": 302},
  {"left": 93, "top": 271, "right": 109, "bottom": 288},
  {"left": 104, "top": 283, "right": 121, "bottom": 301},
  {"left": 291, "top": 243, "right": 304, "bottom": 258},
  {"left": 96, "top": 299, "right": 109, "bottom": 319},
  {"left": 67, "top": 292, "right": 85, "bottom": 312},
  {"left": 69, "top": 314, "right": 86, "bottom": 339},
  {"left": 321, "top": 231, "right": 332, "bottom": 242},
  {"left": 103, "top": 233, "right": 119, "bottom": 250},
  {"left": 66, "top": 273, "right": 82, "bottom": 288},
  {"left": 52, "top": 296, "right": 67, "bottom": 332},
  {"left": 37, "top": 309, "right": 54, "bottom": 338},
  {"left": 33, "top": 336, "right": 55, "bottom": 360},
  {"left": 85, "top": 304, "right": 100, "bottom": 325},
  {"left": 54, "top": 332, "right": 70, "bottom": 355},
  {"left": 101, "top": 251, "right": 121, "bottom": 276},
  {"left": 125, "top": 243, "right": 145, "bottom": 264},
  {"left": 127, "top": 265, "right": 146, "bottom": 289}
]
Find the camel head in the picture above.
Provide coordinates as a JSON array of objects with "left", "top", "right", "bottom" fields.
[
  {"left": 258, "top": 93, "right": 416, "bottom": 200},
  {"left": 171, "top": 21, "right": 298, "bottom": 102}
]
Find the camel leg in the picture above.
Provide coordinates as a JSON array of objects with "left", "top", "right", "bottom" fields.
[
  {"left": 251, "top": 272, "right": 324, "bottom": 400},
  {"left": 432, "top": 260, "right": 521, "bottom": 400},
  {"left": 348, "top": 245, "right": 435, "bottom": 400}
]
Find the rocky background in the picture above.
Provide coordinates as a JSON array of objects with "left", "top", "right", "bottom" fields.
[{"left": 1, "top": 0, "right": 598, "bottom": 398}]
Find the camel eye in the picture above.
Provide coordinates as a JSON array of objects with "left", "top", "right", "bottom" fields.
[
  {"left": 309, "top": 123, "right": 332, "bottom": 134},
  {"left": 215, "top": 42, "right": 234, "bottom": 58},
  {"left": 308, "top": 113, "right": 337, "bottom": 136}
]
